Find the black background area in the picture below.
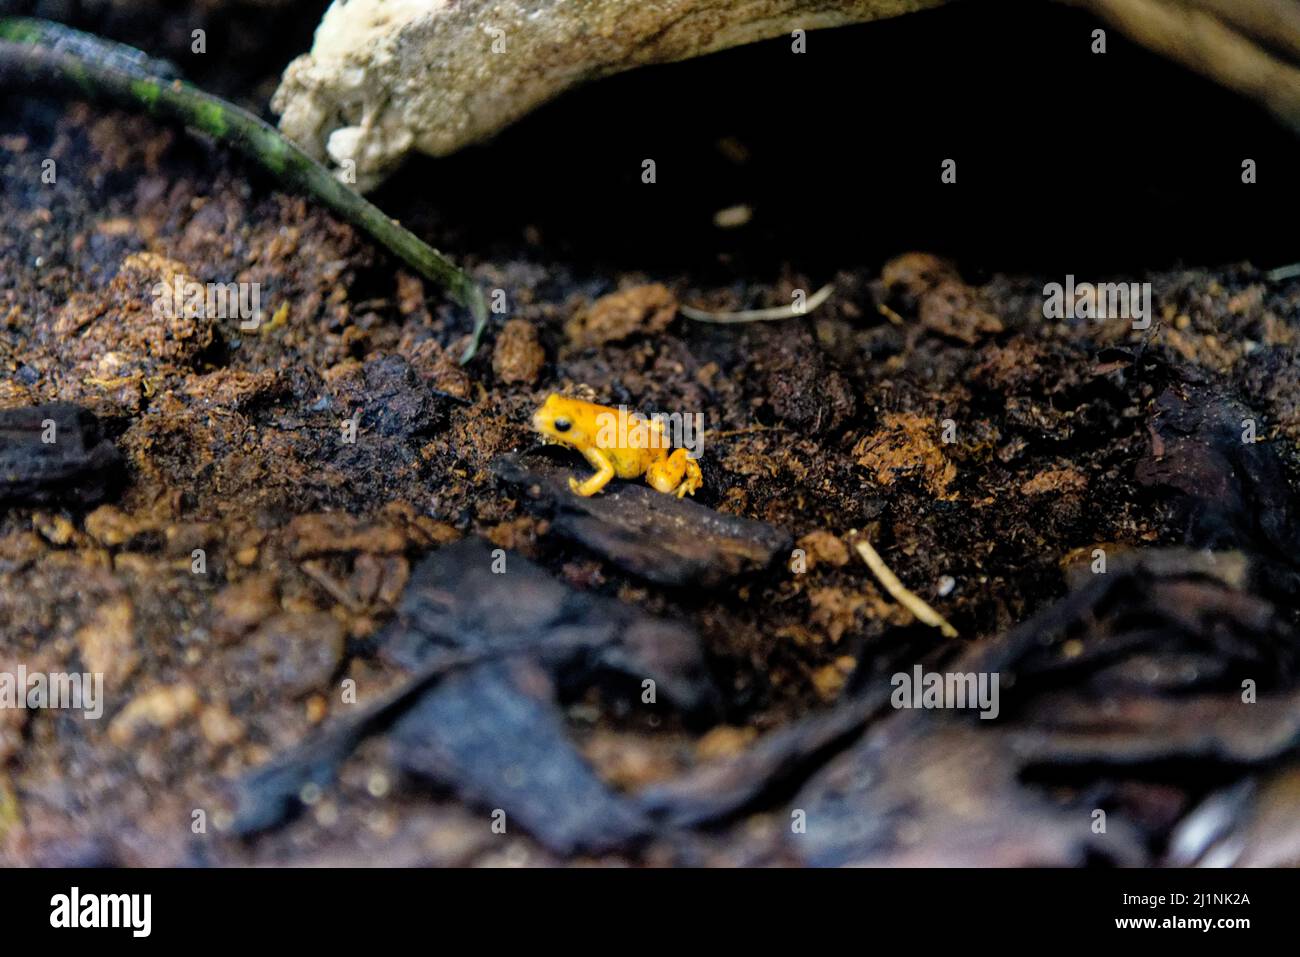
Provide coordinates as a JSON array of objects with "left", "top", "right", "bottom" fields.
[{"left": 382, "top": 0, "right": 1299, "bottom": 280}]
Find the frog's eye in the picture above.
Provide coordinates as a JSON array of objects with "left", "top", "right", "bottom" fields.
[{"left": 553, "top": 417, "right": 572, "bottom": 433}]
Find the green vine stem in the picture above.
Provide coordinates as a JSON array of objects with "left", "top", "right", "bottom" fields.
[{"left": 0, "top": 17, "right": 489, "bottom": 364}]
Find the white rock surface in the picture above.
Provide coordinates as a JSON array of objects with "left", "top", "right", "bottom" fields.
[
  {"left": 271, "top": 0, "right": 1300, "bottom": 190},
  {"left": 271, "top": 0, "right": 940, "bottom": 188}
]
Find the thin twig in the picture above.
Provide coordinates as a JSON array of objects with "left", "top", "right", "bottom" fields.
[
  {"left": 681, "top": 283, "right": 834, "bottom": 323},
  {"left": 0, "top": 17, "right": 489, "bottom": 363},
  {"left": 853, "top": 535, "right": 958, "bottom": 638}
]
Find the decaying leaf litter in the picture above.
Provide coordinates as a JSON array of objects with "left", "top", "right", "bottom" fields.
[{"left": 3, "top": 4, "right": 1300, "bottom": 867}]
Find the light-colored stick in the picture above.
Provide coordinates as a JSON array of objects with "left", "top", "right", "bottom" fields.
[
  {"left": 681, "top": 283, "right": 835, "bottom": 324},
  {"left": 854, "top": 536, "right": 958, "bottom": 638}
]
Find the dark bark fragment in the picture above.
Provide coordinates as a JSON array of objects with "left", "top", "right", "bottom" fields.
[
  {"left": 493, "top": 454, "right": 792, "bottom": 587},
  {"left": 234, "top": 538, "right": 718, "bottom": 853},
  {"left": 389, "top": 659, "right": 654, "bottom": 855},
  {"left": 0, "top": 402, "right": 122, "bottom": 507}
]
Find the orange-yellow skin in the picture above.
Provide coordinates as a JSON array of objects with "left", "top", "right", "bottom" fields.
[{"left": 532, "top": 394, "right": 703, "bottom": 498}]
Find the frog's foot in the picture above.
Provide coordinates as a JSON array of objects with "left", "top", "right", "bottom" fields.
[
  {"left": 647, "top": 450, "right": 701, "bottom": 498},
  {"left": 569, "top": 472, "right": 611, "bottom": 497},
  {"left": 570, "top": 447, "right": 616, "bottom": 496},
  {"left": 676, "top": 455, "right": 703, "bottom": 498}
]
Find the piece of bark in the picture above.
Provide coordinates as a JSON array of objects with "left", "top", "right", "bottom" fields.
[
  {"left": 639, "top": 687, "right": 888, "bottom": 828},
  {"left": 1137, "top": 379, "right": 1300, "bottom": 561},
  {"left": 389, "top": 659, "right": 654, "bottom": 855},
  {"left": 234, "top": 538, "right": 718, "bottom": 853},
  {"left": 791, "top": 720, "right": 1148, "bottom": 866},
  {"left": 381, "top": 539, "right": 720, "bottom": 852},
  {"left": 380, "top": 538, "right": 720, "bottom": 717},
  {"left": 783, "top": 547, "right": 1300, "bottom": 864},
  {"left": 0, "top": 403, "right": 122, "bottom": 507},
  {"left": 494, "top": 454, "right": 792, "bottom": 587}
]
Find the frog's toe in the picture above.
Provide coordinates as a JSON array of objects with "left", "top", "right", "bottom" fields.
[
  {"left": 675, "top": 474, "right": 700, "bottom": 498},
  {"left": 570, "top": 472, "right": 612, "bottom": 496}
]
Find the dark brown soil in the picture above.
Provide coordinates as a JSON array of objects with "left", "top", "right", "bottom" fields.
[{"left": 2, "top": 0, "right": 1300, "bottom": 866}]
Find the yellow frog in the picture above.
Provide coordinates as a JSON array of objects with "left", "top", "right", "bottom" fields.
[{"left": 531, "top": 394, "right": 703, "bottom": 498}]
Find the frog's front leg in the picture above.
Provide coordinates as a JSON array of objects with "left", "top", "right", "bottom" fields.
[
  {"left": 646, "top": 449, "right": 701, "bottom": 498},
  {"left": 569, "top": 445, "right": 616, "bottom": 496}
]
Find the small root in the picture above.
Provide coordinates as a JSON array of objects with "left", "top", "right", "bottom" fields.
[
  {"left": 852, "top": 535, "right": 958, "bottom": 638},
  {"left": 681, "top": 283, "right": 834, "bottom": 324}
]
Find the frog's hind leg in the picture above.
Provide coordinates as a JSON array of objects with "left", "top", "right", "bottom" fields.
[
  {"left": 647, "top": 449, "right": 701, "bottom": 498},
  {"left": 676, "top": 453, "right": 703, "bottom": 498},
  {"left": 569, "top": 446, "right": 616, "bottom": 496}
]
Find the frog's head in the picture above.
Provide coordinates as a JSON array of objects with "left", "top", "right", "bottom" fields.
[{"left": 532, "top": 394, "right": 591, "bottom": 448}]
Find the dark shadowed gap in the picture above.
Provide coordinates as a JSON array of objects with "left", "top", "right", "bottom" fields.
[{"left": 379, "top": 0, "right": 1299, "bottom": 281}]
